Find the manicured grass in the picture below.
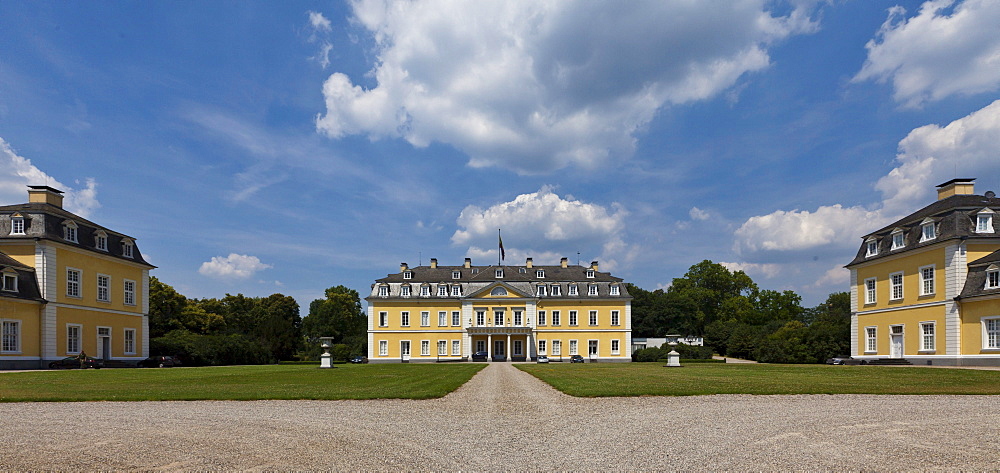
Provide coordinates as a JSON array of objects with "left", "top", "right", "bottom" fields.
[
  {"left": 0, "top": 364, "right": 485, "bottom": 402},
  {"left": 517, "top": 362, "right": 1000, "bottom": 396}
]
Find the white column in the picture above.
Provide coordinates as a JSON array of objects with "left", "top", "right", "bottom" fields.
[
  {"left": 506, "top": 334, "right": 511, "bottom": 361},
  {"left": 487, "top": 334, "right": 492, "bottom": 361}
]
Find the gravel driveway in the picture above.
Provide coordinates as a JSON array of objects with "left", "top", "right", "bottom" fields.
[{"left": 2, "top": 363, "right": 998, "bottom": 471}]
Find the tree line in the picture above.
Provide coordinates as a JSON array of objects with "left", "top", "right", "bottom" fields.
[
  {"left": 148, "top": 277, "right": 366, "bottom": 365},
  {"left": 629, "top": 260, "right": 850, "bottom": 363}
]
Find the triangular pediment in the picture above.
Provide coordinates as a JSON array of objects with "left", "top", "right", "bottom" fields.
[{"left": 467, "top": 281, "right": 531, "bottom": 299}]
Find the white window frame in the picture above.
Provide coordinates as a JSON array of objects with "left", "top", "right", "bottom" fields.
[
  {"left": 452, "top": 271, "right": 461, "bottom": 279},
  {"left": 379, "top": 340, "right": 388, "bottom": 356},
  {"left": 436, "top": 285, "right": 447, "bottom": 296},
  {"left": 451, "top": 285, "right": 462, "bottom": 297},
  {"left": 1, "top": 319, "right": 20, "bottom": 353},
  {"left": 438, "top": 340, "right": 447, "bottom": 356},
  {"left": 538, "top": 310, "right": 546, "bottom": 326},
  {"left": 551, "top": 310, "right": 560, "bottom": 326},
  {"left": 538, "top": 340, "right": 547, "bottom": 355},
  {"left": 121, "top": 240, "right": 134, "bottom": 258},
  {"left": 420, "top": 311, "right": 430, "bottom": 327},
  {"left": 10, "top": 216, "right": 24, "bottom": 235},
  {"left": 920, "top": 321, "right": 935, "bottom": 352},
  {"left": 536, "top": 285, "right": 547, "bottom": 297},
  {"left": 890, "top": 230, "right": 904, "bottom": 250},
  {"left": 95, "top": 231, "right": 108, "bottom": 251},
  {"left": 124, "top": 328, "right": 136, "bottom": 355},
  {"left": 495, "top": 269, "right": 504, "bottom": 278},
  {"left": 920, "top": 221, "right": 936, "bottom": 242},
  {"left": 569, "top": 340, "right": 578, "bottom": 355},
  {"left": 377, "top": 285, "right": 388, "bottom": 297},
  {"left": 451, "top": 311, "right": 461, "bottom": 326},
  {"left": 67, "top": 324, "right": 82, "bottom": 354},
  {"left": 400, "top": 311, "right": 410, "bottom": 327},
  {"left": 866, "top": 238, "right": 878, "bottom": 257},
  {"left": 611, "top": 310, "right": 620, "bottom": 326},
  {"left": 97, "top": 273, "right": 111, "bottom": 303},
  {"left": 379, "top": 311, "right": 388, "bottom": 327},
  {"left": 611, "top": 339, "right": 620, "bottom": 355},
  {"left": 552, "top": 340, "right": 562, "bottom": 356},
  {"left": 438, "top": 311, "right": 447, "bottom": 327},
  {"left": 514, "top": 310, "right": 523, "bottom": 326},
  {"left": 476, "top": 310, "right": 486, "bottom": 326},
  {"left": 588, "top": 340, "right": 598, "bottom": 356},
  {"left": 919, "top": 265, "right": 935, "bottom": 296},
  {"left": 420, "top": 285, "right": 429, "bottom": 297},
  {"left": 452, "top": 340, "right": 461, "bottom": 355},
  {"left": 568, "top": 310, "right": 578, "bottom": 326},
  {"left": 864, "top": 277, "right": 877, "bottom": 305},
  {"left": 589, "top": 310, "right": 598, "bottom": 326},
  {"left": 421, "top": 340, "right": 430, "bottom": 356},
  {"left": 986, "top": 267, "right": 1000, "bottom": 289},
  {"left": 63, "top": 221, "right": 78, "bottom": 243},
  {"left": 123, "top": 279, "right": 136, "bottom": 306},
  {"left": 588, "top": 284, "right": 598, "bottom": 296},
  {"left": 2, "top": 272, "right": 17, "bottom": 292},
  {"left": 400, "top": 285, "right": 411, "bottom": 297},
  {"left": 977, "top": 210, "right": 994, "bottom": 233},
  {"left": 550, "top": 285, "right": 561, "bottom": 296},
  {"left": 586, "top": 270, "right": 595, "bottom": 278},
  {"left": 403, "top": 271, "right": 412, "bottom": 280},
  {"left": 568, "top": 285, "right": 578, "bottom": 296},
  {"left": 890, "top": 272, "right": 904, "bottom": 301},
  {"left": 494, "top": 309, "right": 505, "bottom": 327},
  {"left": 536, "top": 270, "right": 545, "bottom": 278},
  {"left": 610, "top": 285, "right": 620, "bottom": 296},
  {"left": 982, "top": 317, "right": 1000, "bottom": 350},
  {"left": 865, "top": 326, "right": 877, "bottom": 353},
  {"left": 66, "top": 268, "right": 81, "bottom": 298}
]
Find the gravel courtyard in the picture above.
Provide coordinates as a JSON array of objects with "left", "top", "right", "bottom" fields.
[{"left": 2, "top": 363, "right": 998, "bottom": 471}]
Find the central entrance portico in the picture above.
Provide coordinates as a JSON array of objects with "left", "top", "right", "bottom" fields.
[{"left": 468, "top": 326, "right": 533, "bottom": 362}]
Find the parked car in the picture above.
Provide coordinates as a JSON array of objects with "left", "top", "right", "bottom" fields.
[
  {"left": 137, "top": 355, "right": 179, "bottom": 368},
  {"left": 570, "top": 354, "right": 585, "bottom": 363},
  {"left": 825, "top": 356, "right": 862, "bottom": 365},
  {"left": 536, "top": 355, "right": 549, "bottom": 364},
  {"left": 472, "top": 351, "right": 489, "bottom": 362},
  {"left": 349, "top": 355, "right": 368, "bottom": 364},
  {"left": 49, "top": 356, "right": 103, "bottom": 369}
]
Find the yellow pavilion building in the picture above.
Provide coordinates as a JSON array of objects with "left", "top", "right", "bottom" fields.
[
  {"left": 0, "top": 186, "right": 154, "bottom": 369},
  {"left": 848, "top": 178, "right": 1000, "bottom": 366},
  {"left": 366, "top": 257, "right": 632, "bottom": 362}
]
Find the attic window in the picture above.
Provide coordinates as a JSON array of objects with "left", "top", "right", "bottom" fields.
[
  {"left": 10, "top": 215, "right": 24, "bottom": 235},
  {"left": 403, "top": 271, "right": 412, "bottom": 280},
  {"left": 452, "top": 271, "right": 461, "bottom": 279},
  {"left": 419, "top": 285, "right": 429, "bottom": 297},
  {"left": 377, "top": 285, "right": 389, "bottom": 297},
  {"left": 95, "top": 231, "right": 108, "bottom": 251},
  {"left": 451, "top": 285, "right": 462, "bottom": 296},
  {"left": 890, "top": 229, "right": 905, "bottom": 250},
  {"left": 495, "top": 269, "right": 504, "bottom": 278},
  {"left": 121, "top": 240, "right": 134, "bottom": 258},
  {"left": 490, "top": 287, "right": 508, "bottom": 296},
  {"left": 977, "top": 210, "right": 994, "bottom": 233},
  {"left": 568, "top": 284, "right": 578, "bottom": 296},
  {"left": 437, "top": 285, "right": 448, "bottom": 296},
  {"left": 920, "top": 220, "right": 936, "bottom": 242},
  {"left": 536, "top": 270, "right": 545, "bottom": 278},
  {"left": 550, "top": 285, "right": 561, "bottom": 296},
  {"left": 586, "top": 270, "right": 595, "bottom": 278},
  {"left": 610, "top": 285, "right": 620, "bottom": 296},
  {"left": 400, "top": 285, "right": 411, "bottom": 297},
  {"left": 866, "top": 238, "right": 878, "bottom": 257},
  {"left": 63, "top": 221, "right": 78, "bottom": 243},
  {"left": 536, "top": 285, "right": 547, "bottom": 297},
  {"left": 518, "top": 268, "right": 526, "bottom": 273},
  {"left": 588, "top": 284, "right": 598, "bottom": 295},
  {"left": 2, "top": 272, "right": 17, "bottom": 292},
  {"left": 987, "top": 265, "right": 1000, "bottom": 290}
]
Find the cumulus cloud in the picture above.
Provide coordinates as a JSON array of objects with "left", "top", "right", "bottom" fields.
[
  {"left": 812, "top": 265, "right": 849, "bottom": 288},
  {"left": 306, "top": 11, "right": 334, "bottom": 69},
  {"left": 719, "top": 261, "right": 783, "bottom": 279},
  {"left": 734, "top": 204, "right": 886, "bottom": 255},
  {"left": 689, "top": 207, "right": 710, "bottom": 221},
  {"left": 0, "top": 137, "right": 100, "bottom": 218},
  {"left": 452, "top": 187, "right": 629, "bottom": 268},
  {"left": 854, "top": 0, "right": 1000, "bottom": 107},
  {"left": 317, "top": 0, "right": 818, "bottom": 174},
  {"left": 199, "top": 253, "right": 272, "bottom": 280}
]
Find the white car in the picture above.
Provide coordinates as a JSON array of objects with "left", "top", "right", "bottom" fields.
[{"left": 536, "top": 355, "right": 549, "bottom": 363}]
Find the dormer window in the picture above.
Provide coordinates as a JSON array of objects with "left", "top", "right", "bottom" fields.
[
  {"left": 452, "top": 271, "right": 461, "bottom": 279},
  {"left": 866, "top": 238, "right": 878, "bottom": 257},
  {"left": 610, "top": 285, "right": 620, "bottom": 296},
  {"left": 518, "top": 268, "right": 526, "bottom": 273},
  {"left": 586, "top": 270, "right": 595, "bottom": 278},
  {"left": 588, "top": 284, "right": 598, "bottom": 295},
  {"left": 121, "top": 239, "right": 134, "bottom": 258},
  {"left": 551, "top": 285, "right": 561, "bottom": 296},
  {"left": 377, "top": 285, "right": 389, "bottom": 297},
  {"left": 536, "top": 270, "right": 545, "bottom": 278},
  {"left": 438, "top": 285, "right": 448, "bottom": 296},
  {"left": 2, "top": 272, "right": 17, "bottom": 292},
  {"left": 403, "top": 271, "right": 412, "bottom": 280},
  {"left": 400, "top": 285, "right": 411, "bottom": 297},
  {"left": 63, "top": 221, "right": 78, "bottom": 243},
  {"left": 10, "top": 214, "right": 24, "bottom": 235},
  {"left": 568, "top": 284, "right": 578, "bottom": 296},
  {"left": 987, "top": 265, "right": 1000, "bottom": 289},
  {"left": 920, "top": 219, "right": 936, "bottom": 242},
  {"left": 536, "top": 285, "right": 547, "bottom": 297},
  {"left": 977, "top": 209, "right": 994, "bottom": 233},
  {"left": 495, "top": 269, "right": 504, "bottom": 278},
  {"left": 890, "top": 229, "right": 904, "bottom": 250},
  {"left": 451, "top": 285, "right": 462, "bottom": 297},
  {"left": 95, "top": 231, "right": 108, "bottom": 251},
  {"left": 419, "top": 285, "right": 429, "bottom": 296}
]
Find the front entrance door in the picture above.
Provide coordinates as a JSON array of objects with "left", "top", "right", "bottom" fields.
[
  {"left": 401, "top": 341, "right": 411, "bottom": 361},
  {"left": 890, "top": 334, "right": 903, "bottom": 358},
  {"left": 98, "top": 327, "right": 111, "bottom": 360},
  {"left": 494, "top": 340, "right": 505, "bottom": 360}
]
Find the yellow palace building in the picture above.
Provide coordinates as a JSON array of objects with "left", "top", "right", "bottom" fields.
[
  {"left": 848, "top": 178, "right": 1000, "bottom": 366},
  {"left": 0, "top": 186, "right": 154, "bottom": 369},
  {"left": 366, "top": 257, "right": 632, "bottom": 362}
]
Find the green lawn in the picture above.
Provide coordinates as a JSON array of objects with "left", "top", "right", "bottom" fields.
[
  {"left": 517, "top": 362, "right": 1000, "bottom": 396},
  {"left": 0, "top": 364, "right": 485, "bottom": 402}
]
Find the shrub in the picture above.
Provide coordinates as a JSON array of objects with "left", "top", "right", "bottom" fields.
[{"left": 632, "top": 347, "right": 663, "bottom": 362}]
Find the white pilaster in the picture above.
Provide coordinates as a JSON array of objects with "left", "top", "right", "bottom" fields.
[
  {"left": 945, "top": 243, "right": 966, "bottom": 355},
  {"left": 850, "top": 269, "right": 858, "bottom": 356}
]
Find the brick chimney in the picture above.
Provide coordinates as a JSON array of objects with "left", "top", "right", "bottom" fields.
[
  {"left": 560, "top": 257, "right": 568, "bottom": 268},
  {"left": 936, "top": 178, "right": 975, "bottom": 200},
  {"left": 430, "top": 258, "right": 438, "bottom": 269},
  {"left": 525, "top": 257, "right": 533, "bottom": 268},
  {"left": 27, "top": 186, "right": 64, "bottom": 208},
  {"left": 464, "top": 258, "right": 472, "bottom": 269},
  {"left": 590, "top": 261, "right": 599, "bottom": 271}
]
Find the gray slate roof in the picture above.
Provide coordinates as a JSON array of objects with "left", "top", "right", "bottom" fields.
[{"left": 0, "top": 251, "right": 44, "bottom": 302}]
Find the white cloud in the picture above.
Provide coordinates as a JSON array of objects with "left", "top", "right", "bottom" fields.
[
  {"left": 199, "top": 253, "right": 272, "bottom": 280},
  {"left": 318, "top": 0, "right": 818, "bottom": 174},
  {"left": 812, "top": 265, "right": 849, "bottom": 288},
  {"left": 0, "top": 137, "right": 101, "bottom": 218},
  {"left": 719, "top": 261, "right": 783, "bottom": 279},
  {"left": 854, "top": 0, "right": 1000, "bottom": 107},
  {"left": 689, "top": 207, "right": 710, "bottom": 221},
  {"left": 306, "top": 11, "right": 334, "bottom": 69},
  {"left": 734, "top": 205, "right": 886, "bottom": 254},
  {"left": 452, "top": 186, "right": 629, "bottom": 268}
]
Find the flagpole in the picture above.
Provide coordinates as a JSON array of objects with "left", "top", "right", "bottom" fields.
[{"left": 498, "top": 229, "right": 501, "bottom": 266}]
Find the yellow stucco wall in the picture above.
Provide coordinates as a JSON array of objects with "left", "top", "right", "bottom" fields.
[
  {"left": 0, "top": 298, "right": 43, "bottom": 357},
  {"left": 372, "top": 331, "right": 467, "bottom": 359},
  {"left": 958, "top": 298, "right": 1000, "bottom": 355},
  {"left": 0, "top": 244, "right": 37, "bottom": 267},
  {"left": 55, "top": 306, "right": 144, "bottom": 357},
  {"left": 856, "top": 304, "right": 945, "bottom": 356},
  {"left": 536, "top": 300, "right": 626, "bottom": 330},
  {"left": 855, "top": 247, "right": 946, "bottom": 312},
  {"left": 56, "top": 246, "right": 145, "bottom": 312}
]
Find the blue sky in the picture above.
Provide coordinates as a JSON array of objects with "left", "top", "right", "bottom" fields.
[{"left": 3, "top": 0, "right": 1000, "bottom": 310}]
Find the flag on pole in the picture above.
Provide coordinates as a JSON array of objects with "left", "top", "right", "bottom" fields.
[{"left": 498, "top": 230, "right": 505, "bottom": 261}]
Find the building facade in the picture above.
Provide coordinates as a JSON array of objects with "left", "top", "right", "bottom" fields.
[
  {"left": 0, "top": 186, "right": 154, "bottom": 369},
  {"left": 847, "top": 178, "right": 1000, "bottom": 366},
  {"left": 366, "top": 257, "right": 632, "bottom": 362}
]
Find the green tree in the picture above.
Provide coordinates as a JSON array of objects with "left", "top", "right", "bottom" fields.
[
  {"left": 302, "top": 286, "right": 366, "bottom": 358},
  {"left": 148, "top": 276, "right": 188, "bottom": 338}
]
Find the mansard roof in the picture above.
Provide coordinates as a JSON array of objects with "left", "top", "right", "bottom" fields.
[
  {"left": 0, "top": 251, "right": 44, "bottom": 302},
  {"left": 847, "top": 193, "right": 1000, "bottom": 267},
  {"left": 0, "top": 202, "right": 153, "bottom": 268},
  {"left": 376, "top": 264, "right": 623, "bottom": 284}
]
